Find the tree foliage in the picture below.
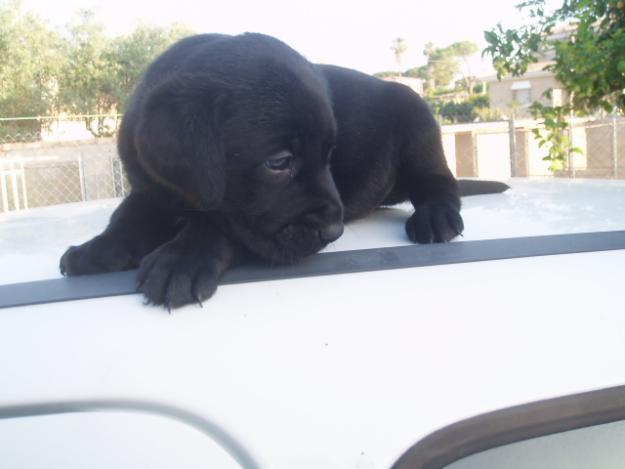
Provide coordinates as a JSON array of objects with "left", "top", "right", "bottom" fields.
[
  {"left": 0, "top": 0, "right": 193, "bottom": 136},
  {"left": 110, "top": 22, "right": 194, "bottom": 111},
  {"left": 422, "top": 42, "right": 459, "bottom": 90},
  {"left": 483, "top": 0, "right": 625, "bottom": 170},
  {"left": 447, "top": 41, "right": 479, "bottom": 94},
  {"left": 427, "top": 94, "right": 497, "bottom": 124},
  {"left": 377, "top": 40, "right": 478, "bottom": 93},
  {"left": 484, "top": 0, "right": 625, "bottom": 114},
  {"left": 529, "top": 101, "right": 582, "bottom": 171},
  {"left": 390, "top": 37, "right": 408, "bottom": 69},
  {"left": 58, "top": 9, "right": 118, "bottom": 135},
  {"left": 403, "top": 66, "right": 429, "bottom": 80},
  {"left": 417, "top": 41, "right": 479, "bottom": 93},
  {"left": 58, "top": 11, "right": 194, "bottom": 136},
  {"left": 373, "top": 71, "right": 400, "bottom": 78},
  {"left": 0, "top": 0, "right": 64, "bottom": 137}
]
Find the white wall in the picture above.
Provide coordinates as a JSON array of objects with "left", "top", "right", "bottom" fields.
[{"left": 475, "top": 133, "right": 511, "bottom": 179}]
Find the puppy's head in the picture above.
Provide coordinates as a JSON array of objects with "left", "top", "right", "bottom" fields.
[{"left": 135, "top": 33, "right": 344, "bottom": 263}]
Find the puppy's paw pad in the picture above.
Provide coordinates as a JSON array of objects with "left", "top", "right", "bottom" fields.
[
  {"left": 406, "top": 203, "right": 464, "bottom": 244},
  {"left": 137, "top": 243, "right": 220, "bottom": 310}
]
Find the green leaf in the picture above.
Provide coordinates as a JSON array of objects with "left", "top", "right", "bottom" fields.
[
  {"left": 484, "top": 30, "right": 498, "bottom": 45},
  {"left": 600, "top": 101, "right": 614, "bottom": 113}
]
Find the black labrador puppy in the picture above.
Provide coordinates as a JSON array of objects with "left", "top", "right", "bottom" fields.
[{"left": 60, "top": 33, "right": 504, "bottom": 308}]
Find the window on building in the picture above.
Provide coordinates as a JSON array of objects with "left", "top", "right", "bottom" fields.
[{"left": 511, "top": 81, "right": 532, "bottom": 106}]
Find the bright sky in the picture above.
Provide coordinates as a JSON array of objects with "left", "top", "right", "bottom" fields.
[{"left": 21, "top": 0, "right": 529, "bottom": 77}]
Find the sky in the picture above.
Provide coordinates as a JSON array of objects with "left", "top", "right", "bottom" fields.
[{"left": 20, "top": 0, "right": 531, "bottom": 77}]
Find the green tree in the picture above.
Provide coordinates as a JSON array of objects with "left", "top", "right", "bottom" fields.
[
  {"left": 423, "top": 42, "right": 458, "bottom": 90},
  {"left": 403, "top": 66, "right": 429, "bottom": 79},
  {"left": 484, "top": 0, "right": 625, "bottom": 170},
  {"left": 110, "top": 23, "right": 193, "bottom": 111},
  {"left": 420, "top": 41, "right": 479, "bottom": 92},
  {"left": 390, "top": 37, "right": 407, "bottom": 72},
  {"left": 0, "top": 0, "right": 64, "bottom": 138},
  {"left": 0, "top": 1, "right": 194, "bottom": 140},
  {"left": 434, "top": 94, "right": 495, "bottom": 124},
  {"left": 447, "top": 41, "right": 479, "bottom": 94},
  {"left": 373, "top": 71, "right": 400, "bottom": 78},
  {"left": 58, "top": 9, "right": 118, "bottom": 136},
  {"left": 58, "top": 12, "right": 193, "bottom": 136},
  {"left": 484, "top": 0, "right": 625, "bottom": 114}
]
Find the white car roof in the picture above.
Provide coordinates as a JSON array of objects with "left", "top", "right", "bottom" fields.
[
  {"left": 1, "top": 178, "right": 625, "bottom": 468},
  {"left": 2, "top": 178, "right": 625, "bottom": 285}
]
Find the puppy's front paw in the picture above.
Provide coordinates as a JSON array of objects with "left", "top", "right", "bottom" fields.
[
  {"left": 405, "top": 203, "right": 464, "bottom": 244},
  {"left": 60, "top": 236, "right": 134, "bottom": 276},
  {"left": 137, "top": 241, "right": 222, "bottom": 310}
]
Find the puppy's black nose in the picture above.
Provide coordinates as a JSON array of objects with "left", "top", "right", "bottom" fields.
[{"left": 319, "top": 222, "right": 344, "bottom": 243}]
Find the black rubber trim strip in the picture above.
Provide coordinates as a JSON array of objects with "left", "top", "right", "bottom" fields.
[
  {"left": 391, "top": 384, "right": 625, "bottom": 469},
  {"left": 0, "top": 230, "right": 624, "bottom": 309}
]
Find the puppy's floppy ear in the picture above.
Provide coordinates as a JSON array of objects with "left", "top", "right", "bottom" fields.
[{"left": 134, "top": 75, "right": 226, "bottom": 209}]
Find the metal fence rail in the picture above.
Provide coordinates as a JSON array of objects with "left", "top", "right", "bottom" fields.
[
  {"left": 1, "top": 114, "right": 624, "bottom": 213},
  {"left": 441, "top": 115, "right": 623, "bottom": 180},
  {"left": 0, "top": 115, "right": 122, "bottom": 145},
  {"left": 0, "top": 140, "right": 128, "bottom": 213},
  {"left": 0, "top": 115, "right": 127, "bottom": 212}
]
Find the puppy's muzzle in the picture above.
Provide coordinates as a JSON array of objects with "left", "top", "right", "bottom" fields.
[{"left": 308, "top": 195, "right": 344, "bottom": 244}]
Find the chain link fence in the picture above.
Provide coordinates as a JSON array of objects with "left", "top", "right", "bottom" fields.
[
  {"left": 442, "top": 115, "right": 624, "bottom": 180},
  {"left": 1, "top": 114, "right": 624, "bottom": 213},
  {"left": 1, "top": 115, "right": 127, "bottom": 212},
  {"left": 564, "top": 116, "right": 625, "bottom": 179},
  {"left": 0, "top": 114, "right": 122, "bottom": 145}
]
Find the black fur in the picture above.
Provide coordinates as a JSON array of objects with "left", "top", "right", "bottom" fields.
[{"left": 60, "top": 33, "right": 490, "bottom": 309}]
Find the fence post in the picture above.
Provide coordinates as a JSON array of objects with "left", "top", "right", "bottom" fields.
[
  {"left": 612, "top": 112, "right": 618, "bottom": 179},
  {"left": 20, "top": 160, "right": 28, "bottom": 209},
  {"left": 568, "top": 110, "right": 576, "bottom": 178},
  {"left": 472, "top": 132, "right": 479, "bottom": 177},
  {"left": 78, "top": 155, "right": 87, "bottom": 202},
  {"left": 119, "top": 162, "right": 127, "bottom": 196},
  {"left": 10, "top": 161, "right": 20, "bottom": 210},
  {"left": 0, "top": 162, "right": 8, "bottom": 212},
  {"left": 508, "top": 118, "right": 517, "bottom": 177}
]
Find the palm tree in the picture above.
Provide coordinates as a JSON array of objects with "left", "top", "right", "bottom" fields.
[{"left": 390, "top": 37, "right": 407, "bottom": 74}]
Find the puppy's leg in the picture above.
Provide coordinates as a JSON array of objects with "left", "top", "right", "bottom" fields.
[
  {"left": 137, "top": 217, "right": 236, "bottom": 309},
  {"left": 60, "top": 191, "right": 180, "bottom": 275},
  {"left": 400, "top": 125, "right": 464, "bottom": 244}
]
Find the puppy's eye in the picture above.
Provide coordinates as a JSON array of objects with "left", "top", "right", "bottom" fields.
[{"left": 264, "top": 153, "right": 293, "bottom": 172}]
